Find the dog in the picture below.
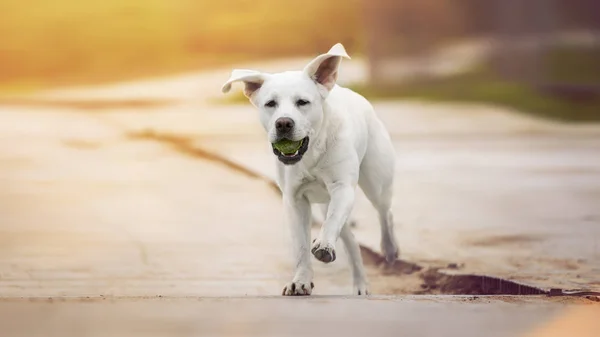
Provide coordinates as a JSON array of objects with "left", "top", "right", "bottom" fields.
[{"left": 221, "top": 43, "right": 399, "bottom": 296}]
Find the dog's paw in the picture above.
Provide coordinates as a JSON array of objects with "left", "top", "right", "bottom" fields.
[
  {"left": 282, "top": 281, "right": 314, "bottom": 296},
  {"left": 311, "top": 239, "right": 336, "bottom": 263},
  {"left": 381, "top": 239, "right": 399, "bottom": 265},
  {"left": 355, "top": 283, "right": 369, "bottom": 296}
]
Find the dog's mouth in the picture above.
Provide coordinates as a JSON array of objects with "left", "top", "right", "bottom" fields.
[{"left": 271, "top": 136, "right": 309, "bottom": 165}]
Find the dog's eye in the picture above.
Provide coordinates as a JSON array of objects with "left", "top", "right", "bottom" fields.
[
  {"left": 296, "top": 99, "right": 310, "bottom": 107},
  {"left": 265, "top": 100, "right": 277, "bottom": 108}
]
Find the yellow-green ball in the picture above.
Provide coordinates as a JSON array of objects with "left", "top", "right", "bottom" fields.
[{"left": 273, "top": 139, "right": 303, "bottom": 154}]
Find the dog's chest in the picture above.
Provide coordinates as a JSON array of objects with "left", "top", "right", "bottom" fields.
[{"left": 296, "top": 175, "right": 330, "bottom": 204}]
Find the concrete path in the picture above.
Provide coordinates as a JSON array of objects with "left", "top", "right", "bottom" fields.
[
  {"left": 78, "top": 95, "right": 600, "bottom": 292},
  {"left": 0, "top": 107, "right": 361, "bottom": 297},
  {"left": 184, "top": 101, "right": 600, "bottom": 292},
  {"left": 0, "top": 296, "right": 598, "bottom": 337},
  {"left": 1, "top": 56, "right": 599, "bottom": 301}
]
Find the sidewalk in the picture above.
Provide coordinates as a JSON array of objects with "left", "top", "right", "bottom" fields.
[
  {"left": 0, "top": 107, "right": 356, "bottom": 297},
  {"left": 1, "top": 56, "right": 599, "bottom": 298},
  {"left": 93, "top": 99, "right": 600, "bottom": 292},
  {"left": 0, "top": 296, "right": 598, "bottom": 337}
]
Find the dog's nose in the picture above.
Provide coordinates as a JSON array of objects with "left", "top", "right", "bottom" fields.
[{"left": 275, "top": 117, "right": 295, "bottom": 134}]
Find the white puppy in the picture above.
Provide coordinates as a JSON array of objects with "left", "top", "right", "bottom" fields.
[{"left": 222, "top": 43, "right": 399, "bottom": 296}]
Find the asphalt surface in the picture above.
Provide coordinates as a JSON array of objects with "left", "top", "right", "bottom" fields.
[{"left": 1, "top": 56, "right": 599, "bottom": 336}]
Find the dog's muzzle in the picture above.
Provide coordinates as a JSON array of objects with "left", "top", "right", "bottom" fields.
[{"left": 271, "top": 136, "right": 309, "bottom": 165}]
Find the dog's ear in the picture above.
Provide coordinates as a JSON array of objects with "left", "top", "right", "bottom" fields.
[
  {"left": 221, "top": 69, "right": 269, "bottom": 98},
  {"left": 303, "top": 43, "right": 351, "bottom": 92}
]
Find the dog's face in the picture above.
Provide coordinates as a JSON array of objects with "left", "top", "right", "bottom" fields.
[
  {"left": 222, "top": 43, "right": 350, "bottom": 165},
  {"left": 254, "top": 72, "right": 324, "bottom": 165}
]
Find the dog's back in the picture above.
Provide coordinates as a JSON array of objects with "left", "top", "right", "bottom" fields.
[{"left": 324, "top": 84, "right": 395, "bottom": 169}]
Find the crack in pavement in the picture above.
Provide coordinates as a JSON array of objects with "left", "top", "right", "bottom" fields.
[{"left": 127, "top": 129, "right": 282, "bottom": 195}]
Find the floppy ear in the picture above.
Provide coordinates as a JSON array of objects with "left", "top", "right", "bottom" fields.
[
  {"left": 221, "top": 69, "right": 269, "bottom": 98},
  {"left": 303, "top": 43, "right": 351, "bottom": 92}
]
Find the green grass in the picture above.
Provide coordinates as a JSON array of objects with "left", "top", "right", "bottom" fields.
[
  {"left": 349, "top": 67, "right": 600, "bottom": 122},
  {"left": 351, "top": 45, "right": 600, "bottom": 123},
  {"left": 545, "top": 46, "right": 600, "bottom": 85}
]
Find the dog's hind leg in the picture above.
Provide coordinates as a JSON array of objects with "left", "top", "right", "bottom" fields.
[
  {"left": 358, "top": 137, "right": 399, "bottom": 264},
  {"left": 319, "top": 204, "right": 368, "bottom": 295}
]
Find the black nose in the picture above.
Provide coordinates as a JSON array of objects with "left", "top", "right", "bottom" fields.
[{"left": 275, "top": 117, "right": 295, "bottom": 134}]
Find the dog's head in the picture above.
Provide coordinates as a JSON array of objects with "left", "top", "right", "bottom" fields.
[{"left": 221, "top": 43, "right": 350, "bottom": 165}]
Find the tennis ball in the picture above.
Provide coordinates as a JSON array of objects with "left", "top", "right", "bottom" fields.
[{"left": 273, "top": 139, "right": 303, "bottom": 155}]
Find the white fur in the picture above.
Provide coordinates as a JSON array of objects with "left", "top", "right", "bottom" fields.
[{"left": 222, "top": 43, "right": 399, "bottom": 296}]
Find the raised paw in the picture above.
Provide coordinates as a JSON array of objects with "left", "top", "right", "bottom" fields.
[
  {"left": 282, "top": 281, "right": 314, "bottom": 296},
  {"left": 311, "top": 239, "right": 336, "bottom": 263}
]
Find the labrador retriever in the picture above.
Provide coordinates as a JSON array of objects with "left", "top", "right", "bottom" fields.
[{"left": 222, "top": 43, "right": 399, "bottom": 296}]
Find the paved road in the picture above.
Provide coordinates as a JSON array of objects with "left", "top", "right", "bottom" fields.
[
  {"left": 0, "top": 106, "right": 361, "bottom": 297},
  {"left": 0, "top": 296, "right": 598, "bottom": 337},
  {"left": 1, "top": 56, "right": 599, "bottom": 299}
]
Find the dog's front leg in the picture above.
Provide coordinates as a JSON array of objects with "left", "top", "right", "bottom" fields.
[
  {"left": 282, "top": 195, "right": 314, "bottom": 296},
  {"left": 311, "top": 183, "right": 355, "bottom": 263}
]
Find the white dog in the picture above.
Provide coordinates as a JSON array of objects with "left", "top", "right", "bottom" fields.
[{"left": 222, "top": 43, "right": 399, "bottom": 296}]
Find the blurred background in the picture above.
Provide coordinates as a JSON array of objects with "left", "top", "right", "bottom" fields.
[
  {"left": 0, "top": 0, "right": 599, "bottom": 301},
  {"left": 1, "top": 0, "right": 599, "bottom": 121}
]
